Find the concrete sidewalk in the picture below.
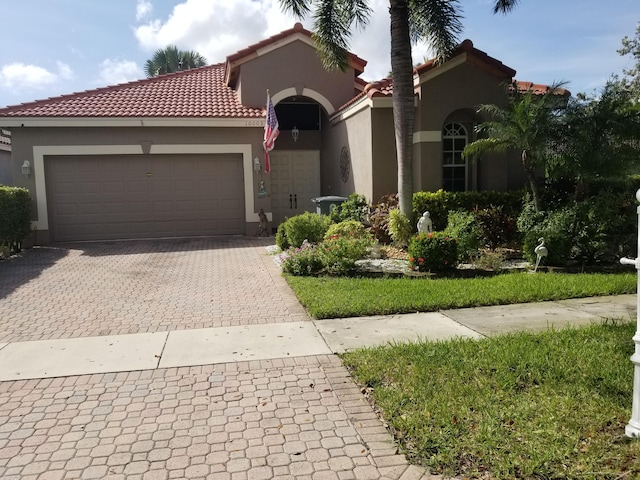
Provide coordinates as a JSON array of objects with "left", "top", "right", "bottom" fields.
[{"left": 1, "top": 295, "right": 635, "bottom": 382}]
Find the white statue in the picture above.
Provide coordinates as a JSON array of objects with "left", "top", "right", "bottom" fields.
[{"left": 417, "top": 211, "right": 433, "bottom": 234}]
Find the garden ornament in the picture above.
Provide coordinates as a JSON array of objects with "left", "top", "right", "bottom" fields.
[
  {"left": 533, "top": 237, "right": 548, "bottom": 272},
  {"left": 417, "top": 211, "right": 433, "bottom": 234}
]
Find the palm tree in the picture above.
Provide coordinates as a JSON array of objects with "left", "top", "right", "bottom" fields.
[
  {"left": 144, "top": 45, "right": 207, "bottom": 77},
  {"left": 279, "top": 0, "right": 520, "bottom": 217},
  {"left": 462, "top": 82, "right": 567, "bottom": 212}
]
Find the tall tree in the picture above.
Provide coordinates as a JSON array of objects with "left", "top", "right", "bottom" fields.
[
  {"left": 279, "top": 0, "right": 520, "bottom": 217},
  {"left": 617, "top": 22, "right": 640, "bottom": 98},
  {"left": 462, "top": 82, "right": 567, "bottom": 212},
  {"left": 548, "top": 81, "right": 640, "bottom": 200},
  {"left": 144, "top": 45, "right": 207, "bottom": 77}
]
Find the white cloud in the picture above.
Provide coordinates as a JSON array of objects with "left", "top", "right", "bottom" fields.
[
  {"left": 136, "top": 0, "right": 153, "bottom": 21},
  {"left": 97, "top": 59, "right": 143, "bottom": 85},
  {"left": 135, "top": 0, "right": 301, "bottom": 64},
  {"left": 0, "top": 62, "right": 75, "bottom": 90}
]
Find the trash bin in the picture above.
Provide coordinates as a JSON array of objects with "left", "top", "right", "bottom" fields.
[{"left": 311, "top": 196, "right": 348, "bottom": 215}]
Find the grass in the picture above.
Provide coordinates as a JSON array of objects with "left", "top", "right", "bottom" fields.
[
  {"left": 285, "top": 272, "right": 636, "bottom": 319},
  {"left": 341, "top": 321, "right": 640, "bottom": 479}
]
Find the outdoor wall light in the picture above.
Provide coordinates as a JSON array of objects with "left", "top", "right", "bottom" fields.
[
  {"left": 291, "top": 126, "right": 299, "bottom": 142},
  {"left": 21, "top": 160, "right": 31, "bottom": 177},
  {"left": 253, "top": 157, "right": 261, "bottom": 173}
]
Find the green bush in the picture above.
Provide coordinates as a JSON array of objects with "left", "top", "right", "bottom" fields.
[
  {"left": 275, "top": 222, "right": 289, "bottom": 250},
  {"left": 319, "top": 234, "right": 375, "bottom": 275},
  {"left": 324, "top": 220, "right": 371, "bottom": 241},
  {"left": 329, "top": 193, "right": 369, "bottom": 223},
  {"left": 413, "top": 190, "right": 524, "bottom": 231},
  {"left": 280, "top": 242, "right": 323, "bottom": 276},
  {"left": 444, "top": 210, "right": 481, "bottom": 261},
  {"left": 0, "top": 186, "right": 31, "bottom": 254},
  {"left": 388, "top": 209, "right": 412, "bottom": 247},
  {"left": 281, "top": 212, "right": 332, "bottom": 248},
  {"left": 520, "top": 206, "right": 574, "bottom": 266},
  {"left": 408, "top": 232, "right": 458, "bottom": 272}
]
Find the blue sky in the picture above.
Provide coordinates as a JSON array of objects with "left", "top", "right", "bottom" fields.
[{"left": 0, "top": 0, "right": 638, "bottom": 108}]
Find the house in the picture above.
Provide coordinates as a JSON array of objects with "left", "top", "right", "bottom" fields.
[{"left": 0, "top": 23, "right": 550, "bottom": 244}]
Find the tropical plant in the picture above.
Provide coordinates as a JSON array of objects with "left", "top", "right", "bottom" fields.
[
  {"left": 547, "top": 82, "right": 640, "bottom": 201},
  {"left": 329, "top": 193, "right": 369, "bottom": 223},
  {"left": 324, "top": 220, "right": 372, "bottom": 241},
  {"left": 444, "top": 210, "right": 481, "bottom": 261},
  {"left": 463, "top": 81, "right": 568, "bottom": 212},
  {"left": 279, "top": 0, "right": 520, "bottom": 217},
  {"left": 319, "top": 234, "right": 374, "bottom": 275},
  {"left": 281, "top": 212, "right": 332, "bottom": 248},
  {"left": 388, "top": 208, "right": 412, "bottom": 247},
  {"left": 144, "top": 45, "right": 207, "bottom": 77}
]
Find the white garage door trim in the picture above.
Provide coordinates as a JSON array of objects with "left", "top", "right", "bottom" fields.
[{"left": 32, "top": 144, "right": 269, "bottom": 232}]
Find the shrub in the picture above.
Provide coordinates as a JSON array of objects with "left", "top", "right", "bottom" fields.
[
  {"left": 388, "top": 209, "right": 412, "bottom": 247},
  {"left": 0, "top": 186, "right": 31, "bottom": 254},
  {"left": 368, "top": 194, "right": 398, "bottom": 244},
  {"left": 281, "top": 212, "right": 332, "bottom": 248},
  {"left": 329, "top": 193, "right": 369, "bottom": 223},
  {"left": 444, "top": 210, "right": 481, "bottom": 261},
  {"left": 520, "top": 206, "right": 574, "bottom": 266},
  {"left": 280, "top": 241, "right": 323, "bottom": 276},
  {"left": 473, "top": 205, "right": 520, "bottom": 249},
  {"left": 319, "top": 234, "right": 374, "bottom": 275},
  {"left": 413, "top": 190, "right": 524, "bottom": 231},
  {"left": 324, "top": 220, "right": 371, "bottom": 241},
  {"left": 408, "top": 232, "right": 458, "bottom": 272},
  {"left": 275, "top": 221, "right": 290, "bottom": 250}
]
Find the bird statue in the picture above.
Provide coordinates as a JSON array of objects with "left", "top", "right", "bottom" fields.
[{"left": 534, "top": 237, "right": 548, "bottom": 272}]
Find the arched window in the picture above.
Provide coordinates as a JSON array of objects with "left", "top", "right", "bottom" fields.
[{"left": 442, "top": 122, "right": 468, "bottom": 191}]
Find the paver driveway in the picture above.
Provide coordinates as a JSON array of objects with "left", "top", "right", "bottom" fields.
[
  {"left": 0, "top": 237, "right": 436, "bottom": 480},
  {"left": 0, "top": 237, "right": 308, "bottom": 343}
]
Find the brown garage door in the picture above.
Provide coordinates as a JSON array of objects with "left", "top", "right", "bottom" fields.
[{"left": 46, "top": 154, "right": 245, "bottom": 242}]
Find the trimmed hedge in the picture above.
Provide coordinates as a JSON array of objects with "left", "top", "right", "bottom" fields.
[{"left": 0, "top": 186, "right": 31, "bottom": 254}]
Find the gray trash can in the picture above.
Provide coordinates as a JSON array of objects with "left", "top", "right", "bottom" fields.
[{"left": 311, "top": 196, "right": 348, "bottom": 215}]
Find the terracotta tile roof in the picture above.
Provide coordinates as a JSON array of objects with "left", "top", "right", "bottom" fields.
[
  {"left": 514, "top": 80, "right": 571, "bottom": 96},
  {"left": 225, "top": 22, "right": 367, "bottom": 87},
  {"left": 414, "top": 39, "right": 516, "bottom": 80},
  {"left": 0, "top": 64, "right": 265, "bottom": 118}
]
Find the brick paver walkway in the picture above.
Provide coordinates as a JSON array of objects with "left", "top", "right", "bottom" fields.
[{"left": 0, "top": 237, "right": 439, "bottom": 479}]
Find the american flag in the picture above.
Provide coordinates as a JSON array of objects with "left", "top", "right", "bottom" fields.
[{"left": 263, "top": 92, "right": 279, "bottom": 173}]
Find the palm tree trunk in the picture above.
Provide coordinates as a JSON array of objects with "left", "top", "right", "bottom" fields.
[
  {"left": 389, "top": 0, "right": 415, "bottom": 219},
  {"left": 522, "top": 150, "right": 542, "bottom": 211}
]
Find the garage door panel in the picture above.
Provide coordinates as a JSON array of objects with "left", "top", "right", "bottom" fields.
[{"left": 46, "top": 154, "right": 245, "bottom": 242}]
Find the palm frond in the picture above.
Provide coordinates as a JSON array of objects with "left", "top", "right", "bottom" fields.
[
  {"left": 492, "top": 0, "right": 519, "bottom": 14},
  {"left": 280, "top": 0, "right": 313, "bottom": 18},
  {"left": 312, "top": 0, "right": 356, "bottom": 70},
  {"left": 462, "top": 137, "right": 511, "bottom": 159},
  {"left": 409, "top": 0, "right": 463, "bottom": 63}
]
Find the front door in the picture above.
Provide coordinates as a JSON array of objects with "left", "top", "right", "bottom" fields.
[{"left": 270, "top": 150, "right": 321, "bottom": 226}]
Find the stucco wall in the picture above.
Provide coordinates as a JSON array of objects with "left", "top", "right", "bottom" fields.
[
  {"left": 237, "top": 40, "right": 359, "bottom": 113},
  {"left": 325, "top": 107, "right": 374, "bottom": 202},
  {"left": 414, "top": 61, "right": 527, "bottom": 192},
  {"left": 0, "top": 148, "right": 12, "bottom": 185}
]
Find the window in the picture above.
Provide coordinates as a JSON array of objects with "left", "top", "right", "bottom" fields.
[{"left": 442, "top": 122, "right": 468, "bottom": 192}]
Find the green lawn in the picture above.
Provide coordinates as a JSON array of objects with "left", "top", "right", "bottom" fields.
[
  {"left": 342, "top": 322, "right": 640, "bottom": 479},
  {"left": 285, "top": 271, "right": 636, "bottom": 319}
]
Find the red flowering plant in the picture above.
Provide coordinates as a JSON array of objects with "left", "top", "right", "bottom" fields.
[{"left": 408, "top": 232, "right": 458, "bottom": 272}]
